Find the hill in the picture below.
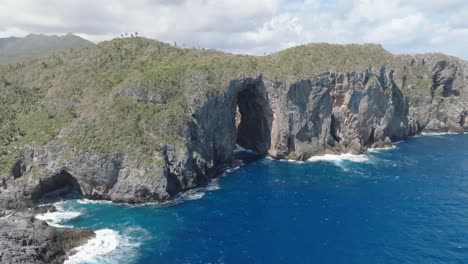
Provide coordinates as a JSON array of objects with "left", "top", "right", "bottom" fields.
[{"left": 0, "top": 33, "right": 94, "bottom": 63}]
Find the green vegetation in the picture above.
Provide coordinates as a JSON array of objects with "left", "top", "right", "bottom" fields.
[
  {"left": 266, "top": 43, "right": 394, "bottom": 79},
  {"left": 0, "top": 33, "right": 94, "bottom": 63},
  {"left": 0, "top": 37, "right": 461, "bottom": 174}
]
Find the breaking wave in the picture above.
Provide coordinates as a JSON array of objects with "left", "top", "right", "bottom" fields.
[
  {"left": 35, "top": 202, "right": 82, "bottom": 227},
  {"left": 77, "top": 199, "right": 114, "bottom": 205},
  {"left": 421, "top": 132, "right": 457, "bottom": 136},
  {"left": 64, "top": 228, "right": 142, "bottom": 264},
  {"left": 366, "top": 145, "right": 397, "bottom": 153},
  {"left": 173, "top": 178, "right": 221, "bottom": 202},
  {"left": 308, "top": 153, "right": 370, "bottom": 163}
]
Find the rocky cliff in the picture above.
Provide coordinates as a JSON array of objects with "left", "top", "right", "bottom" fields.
[
  {"left": 1, "top": 38, "right": 467, "bottom": 263},
  {"left": 0, "top": 39, "right": 466, "bottom": 207},
  {"left": 0, "top": 207, "right": 94, "bottom": 264}
]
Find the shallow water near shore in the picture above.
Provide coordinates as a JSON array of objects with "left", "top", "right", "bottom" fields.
[{"left": 47, "top": 134, "right": 468, "bottom": 263}]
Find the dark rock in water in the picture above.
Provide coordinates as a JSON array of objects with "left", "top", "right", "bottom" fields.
[{"left": 0, "top": 209, "right": 94, "bottom": 264}]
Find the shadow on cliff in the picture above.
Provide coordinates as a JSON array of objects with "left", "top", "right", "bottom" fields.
[
  {"left": 32, "top": 170, "right": 84, "bottom": 203},
  {"left": 235, "top": 77, "right": 273, "bottom": 158}
]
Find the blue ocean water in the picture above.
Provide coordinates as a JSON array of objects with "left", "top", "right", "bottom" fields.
[{"left": 43, "top": 134, "right": 468, "bottom": 264}]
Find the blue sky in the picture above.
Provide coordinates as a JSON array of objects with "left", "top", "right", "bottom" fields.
[{"left": 1, "top": 0, "right": 467, "bottom": 59}]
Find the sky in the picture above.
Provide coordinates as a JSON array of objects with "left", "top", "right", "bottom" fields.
[{"left": 0, "top": 0, "right": 467, "bottom": 59}]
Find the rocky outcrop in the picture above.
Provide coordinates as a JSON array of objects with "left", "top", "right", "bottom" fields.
[
  {"left": 0, "top": 209, "right": 94, "bottom": 264},
  {"left": 397, "top": 55, "right": 468, "bottom": 134},
  {"left": 266, "top": 69, "right": 410, "bottom": 160},
  {"left": 1, "top": 41, "right": 468, "bottom": 263},
  {"left": 1, "top": 62, "right": 467, "bottom": 208}
]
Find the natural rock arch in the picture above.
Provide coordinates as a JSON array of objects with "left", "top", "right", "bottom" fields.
[{"left": 235, "top": 78, "right": 273, "bottom": 156}]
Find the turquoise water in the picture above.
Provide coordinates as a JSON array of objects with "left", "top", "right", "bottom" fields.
[{"left": 40, "top": 134, "right": 468, "bottom": 263}]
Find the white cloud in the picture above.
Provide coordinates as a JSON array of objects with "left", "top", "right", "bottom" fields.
[
  {"left": 365, "top": 13, "right": 431, "bottom": 45},
  {"left": 0, "top": 0, "right": 467, "bottom": 59}
]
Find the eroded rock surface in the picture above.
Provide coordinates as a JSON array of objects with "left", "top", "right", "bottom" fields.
[
  {"left": 1, "top": 64, "right": 468, "bottom": 208},
  {"left": 0, "top": 209, "right": 94, "bottom": 264},
  {"left": 1, "top": 40, "right": 468, "bottom": 263}
]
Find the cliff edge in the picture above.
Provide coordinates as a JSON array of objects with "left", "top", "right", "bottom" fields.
[{"left": 0, "top": 39, "right": 466, "bottom": 208}]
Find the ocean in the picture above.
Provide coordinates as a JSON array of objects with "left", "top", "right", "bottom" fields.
[{"left": 36, "top": 134, "right": 468, "bottom": 264}]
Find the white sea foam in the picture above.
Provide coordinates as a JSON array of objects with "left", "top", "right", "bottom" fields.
[
  {"left": 366, "top": 145, "right": 397, "bottom": 153},
  {"left": 35, "top": 200, "right": 143, "bottom": 264},
  {"left": 233, "top": 144, "right": 258, "bottom": 155},
  {"left": 77, "top": 199, "right": 113, "bottom": 205},
  {"left": 225, "top": 165, "right": 242, "bottom": 174},
  {"left": 205, "top": 179, "right": 221, "bottom": 191},
  {"left": 421, "top": 132, "right": 457, "bottom": 136},
  {"left": 35, "top": 202, "right": 82, "bottom": 227},
  {"left": 171, "top": 178, "right": 221, "bottom": 203},
  {"left": 285, "top": 159, "right": 306, "bottom": 164},
  {"left": 308, "top": 153, "right": 370, "bottom": 163},
  {"left": 180, "top": 191, "right": 206, "bottom": 200},
  {"left": 35, "top": 211, "right": 82, "bottom": 227},
  {"left": 64, "top": 229, "right": 121, "bottom": 264}
]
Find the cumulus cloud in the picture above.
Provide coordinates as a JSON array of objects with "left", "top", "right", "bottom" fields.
[{"left": 0, "top": 0, "right": 467, "bottom": 59}]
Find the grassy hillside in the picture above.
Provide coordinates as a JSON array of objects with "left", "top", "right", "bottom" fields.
[
  {"left": 0, "top": 33, "right": 94, "bottom": 63},
  {"left": 0, "top": 37, "right": 460, "bottom": 174}
]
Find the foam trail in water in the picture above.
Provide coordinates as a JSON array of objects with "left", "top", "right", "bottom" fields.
[
  {"left": 77, "top": 199, "right": 113, "bottom": 205},
  {"left": 421, "top": 132, "right": 457, "bottom": 136},
  {"left": 172, "top": 178, "right": 221, "bottom": 203},
  {"left": 64, "top": 229, "right": 120, "bottom": 264},
  {"left": 367, "top": 145, "right": 397, "bottom": 153},
  {"left": 308, "top": 153, "right": 370, "bottom": 163}
]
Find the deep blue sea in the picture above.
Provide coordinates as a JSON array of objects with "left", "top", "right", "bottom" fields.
[{"left": 37, "top": 134, "right": 468, "bottom": 264}]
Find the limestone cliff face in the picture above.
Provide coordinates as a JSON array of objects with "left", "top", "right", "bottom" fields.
[
  {"left": 1, "top": 46, "right": 467, "bottom": 208},
  {"left": 397, "top": 56, "right": 468, "bottom": 133},
  {"left": 3, "top": 39, "right": 468, "bottom": 264},
  {"left": 266, "top": 69, "right": 410, "bottom": 160}
]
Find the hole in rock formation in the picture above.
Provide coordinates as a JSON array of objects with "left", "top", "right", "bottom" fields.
[
  {"left": 34, "top": 170, "right": 83, "bottom": 201},
  {"left": 330, "top": 114, "right": 342, "bottom": 144},
  {"left": 235, "top": 79, "right": 273, "bottom": 156},
  {"left": 366, "top": 127, "right": 376, "bottom": 146}
]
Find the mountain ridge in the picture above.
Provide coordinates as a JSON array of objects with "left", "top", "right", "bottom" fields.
[{"left": 0, "top": 33, "right": 94, "bottom": 63}]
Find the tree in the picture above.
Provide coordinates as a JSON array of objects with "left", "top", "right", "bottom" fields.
[{"left": 135, "top": 32, "right": 138, "bottom": 37}]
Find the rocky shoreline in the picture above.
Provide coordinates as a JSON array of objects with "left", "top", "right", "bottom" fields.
[
  {"left": 1, "top": 39, "right": 467, "bottom": 263},
  {"left": 0, "top": 206, "right": 94, "bottom": 264}
]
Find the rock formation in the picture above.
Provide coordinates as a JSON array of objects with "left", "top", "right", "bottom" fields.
[
  {"left": 0, "top": 209, "right": 94, "bottom": 264},
  {"left": 0, "top": 38, "right": 467, "bottom": 263}
]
